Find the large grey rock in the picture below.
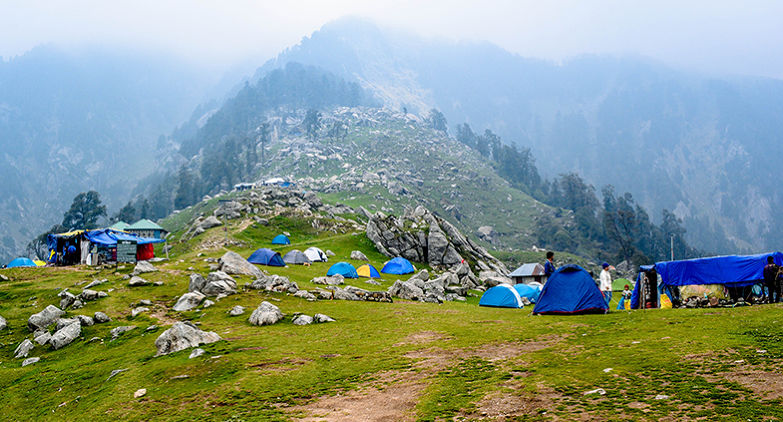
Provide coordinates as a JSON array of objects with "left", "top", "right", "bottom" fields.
[
  {"left": 479, "top": 271, "right": 513, "bottom": 287},
  {"left": 132, "top": 261, "right": 157, "bottom": 276},
  {"left": 293, "top": 290, "right": 317, "bottom": 301},
  {"left": 154, "top": 321, "right": 221, "bottom": 356},
  {"left": 410, "top": 269, "right": 430, "bottom": 282},
  {"left": 313, "top": 313, "right": 336, "bottom": 323},
  {"left": 128, "top": 276, "right": 150, "bottom": 287},
  {"left": 228, "top": 305, "right": 245, "bottom": 316},
  {"left": 199, "top": 215, "right": 223, "bottom": 230},
  {"left": 311, "top": 275, "right": 344, "bottom": 286},
  {"left": 22, "top": 357, "right": 40, "bottom": 367},
  {"left": 76, "top": 315, "right": 94, "bottom": 326},
  {"left": 188, "top": 273, "right": 206, "bottom": 293},
  {"left": 59, "top": 290, "right": 77, "bottom": 309},
  {"left": 84, "top": 279, "right": 108, "bottom": 289},
  {"left": 50, "top": 322, "right": 81, "bottom": 350},
  {"left": 219, "top": 251, "right": 263, "bottom": 277},
  {"left": 79, "top": 289, "right": 100, "bottom": 302},
  {"left": 0, "top": 315, "right": 6, "bottom": 330},
  {"left": 55, "top": 318, "right": 79, "bottom": 331},
  {"left": 350, "top": 250, "right": 369, "bottom": 261},
  {"left": 292, "top": 314, "right": 313, "bottom": 325},
  {"left": 172, "top": 291, "right": 206, "bottom": 312},
  {"left": 34, "top": 331, "right": 51, "bottom": 345},
  {"left": 131, "top": 307, "right": 149, "bottom": 318},
  {"left": 388, "top": 280, "right": 425, "bottom": 301},
  {"left": 249, "top": 274, "right": 297, "bottom": 293},
  {"left": 27, "top": 305, "right": 64, "bottom": 332},
  {"left": 201, "top": 271, "right": 237, "bottom": 296},
  {"left": 14, "top": 339, "right": 34, "bottom": 358},
  {"left": 332, "top": 288, "right": 362, "bottom": 301},
  {"left": 248, "top": 301, "right": 284, "bottom": 326},
  {"left": 94, "top": 312, "right": 111, "bottom": 323}
]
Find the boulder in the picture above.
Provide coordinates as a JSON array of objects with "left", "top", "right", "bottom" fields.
[
  {"left": 292, "top": 314, "right": 313, "bottom": 325},
  {"left": 249, "top": 274, "right": 297, "bottom": 293},
  {"left": 94, "top": 312, "right": 111, "bottom": 323},
  {"left": 84, "top": 279, "right": 108, "bottom": 289},
  {"left": 201, "top": 271, "right": 237, "bottom": 296},
  {"left": 293, "top": 290, "right": 317, "bottom": 301},
  {"left": 332, "top": 288, "right": 362, "bottom": 301},
  {"left": 59, "top": 291, "right": 77, "bottom": 309},
  {"left": 202, "top": 300, "right": 215, "bottom": 308},
  {"left": 0, "top": 315, "right": 6, "bottom": 330},
  {"left": 79, "top": 289, "right": 100, "bottom": 302},
  {"left": 248, "top": 301, "right": 284, "bottom": 326},
  {"left": 110, "top": 325, "right": 137, "bottom": 340},
  {"left": 27, "top": 305, "right": 64, "bottom": 332},
  {"left": 219, "top": 251, "right": 263, "bottom": 277},
  {"left": 325, "top": 250, "right": 335, "bottom": 257},
  {"left": 479, "top": 271, "right": 513, "bottom": 287},
  {"left": 34, "top": 331, "right": 51, "bottom": 345},
  {"left": 14, "top": 339, "right": 34, "bottom": 358},
  {"left": 388, "top": 280, "right": 425, "bottom": 301},
  {"left": 172, "top": 291, "right": 206, "bottom": 312},
  {"left": 55, "top": 318, "right": 79, "bottom": 331},
  {"left": 311, "top": 275, "right": 344, "bottom": 286},
  {"left": 76, "top": 315, "right": 94, "bottom": 326},
  {"left": 228, "top": 305, "right": 245, "bottom": 316},
  {"left": 199, "top": 216, "right": 223, "bottom": 230},
  {"left": 188, "top": 273, "right": 206, "bottom": 293},
  {"left": 132, "top": 261, "right": 157, "bottom": 276},
  {"left": 50, "top": 322, "right": 81, "bottom": 350},
  {"left": 131, "top": 307, "right": 149, "bottom": 318},
  {"left": 154, "top": 321, "right": 221, "bottom": 356},
  {"left": 128, "top": 276, "right": 150, "bottom": 287},
  {"left": 313, "top": 313, "right": 336, "bottom": 323},
  {"left": 22, "top": 357, "right": 40, "bottom": 367},
  {"left": 189, "top": 348, "right": 206, "bottom": 359},
  {"left": 350, "top": 250, "right": 369, "bottom": 261}
]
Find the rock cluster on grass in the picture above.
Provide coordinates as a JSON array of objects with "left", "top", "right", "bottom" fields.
[
  {"left": 311, "top": 275, "right": 344, "bottom": 286},
  {"left": 14, "top": 339, "right": 34, "bottom": 358},
  {"left": 27, "top": 305, "right": 65, "bottom": 332},
  {"left": 49, "top": 321, "right": 81, "bottom": 350},
  {"left": 248, "top": 302, "right": 284, "bottom": 326},
  {"left": 387, "top": 269, "right": 468, "bottom": 303},
  {"left": 365, "top": 205, "right": 507, "bottom": 279},
  {"left": 248, "top": 274, "right": 298, "bottom": 293},
  {"left": 478, "top": 270, "right": 513, "bottom": 287},
  {"left": 190, "top": 271, "right": 238, "bottom": 296},
  {"left": 219, "top": 251, "right": 264, "bottom": 278},
  {"left": 154, "top": 321, "right": 221, "bottom": 356}
]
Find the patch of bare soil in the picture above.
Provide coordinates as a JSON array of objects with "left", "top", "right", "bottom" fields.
[
  {"left": 723, "top": 367, "right": 783, "bottom": 399},
  {"left": 249, "top": 357, "right": 311, "bottom": 373},
  {"left": 392, "top": 330, "right": 451, "bottom": 347},
  {"left": 149, "top": 309, "right": 180, "bottom": 326}
]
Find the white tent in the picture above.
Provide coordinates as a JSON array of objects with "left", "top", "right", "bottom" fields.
[{"left": 304, "top": 247, "right": 328, "bottom": 262}]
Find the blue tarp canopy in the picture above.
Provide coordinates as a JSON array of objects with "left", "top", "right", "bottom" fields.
[
  {"left": 533, "top": 265, "right": 608, "bottom": 315},
  {"left": 327, "top": 262, "right": 358, "bottom": 278},
  {"left": 513, "top": 283, "right": 542, "bottom": 303},
  {"left": 248, "top": 248, "right": 285, "bottom": 266},
  {"left": 84, "top": 229, "right": 164, "bottom": 246},
  {"left": 381, "top": 257, "right": 415, "bottom": 275},
  {"left": 272, "top": 234, "right": 291, "bottom": 245},
  {"left": 7, "top": 257, "right": 36, "bottom": 268},
  {"left": 647, "top": 252, "right": 783, "bottom": 287},
  {"left": 479, "top": 284, "right": 524, "bottom": 308}
]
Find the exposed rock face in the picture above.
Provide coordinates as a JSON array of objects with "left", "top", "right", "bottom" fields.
[
  {"left": 50, "top": 322, "right": 81, "bottom": 350},
  {"left": 200, "top": 216, "right": 223, "bottom": 230},
  {"left": 132, "top": 261, "right": 157, "bottom": 276},
  {"left": 248, "top": 301, "right": 284, "bottom": 326},
  {"left": 350, "top": 250, "right": 369, "bottom": 261},
  {"left": 14, "top": 339, "right": 34, "bottom": 358},
  {"left": 201, "top": 271, "right": 238, "bottom": 296},
  {"left": 188, "top": 273, "right": 206, "bottom": 293},
  {"left": 154, "top": 322, "right": 221, "bottom": 356},
  {"left": 27, "top": 305, "right": 65, "bottom": 332},
  {"left": 479, "top": 270, "right": 513, "bottom": 287},
  {"left": 219, "top": 251, "right": 264, "bottom": 277},
  {"left": 172, "top": 292, "right": 206, "bottom": 312},
  {"left": 366, "top": 206, "right": 507, "bottom": 277}
]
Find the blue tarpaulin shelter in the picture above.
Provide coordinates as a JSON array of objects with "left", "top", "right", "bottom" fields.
[
  {"left": 248, "top": 248, "right": 285, "bottom": 266},
  {"left": 533, "top": 265, "right": 608, "bottom": 315},
  {"left": 479, "top": 284, "right": 524, "bottom": 308},
  {"left": 7, "top": 257, "right": 36, "bottom": 268},
  {"left": 513, "top": 283, "right": 542, "bottom": 303},
  {"left": 327, "top": 262, "right": 358, "bottom": 278},
  {"left": 272, "top": 234, "right": 291, "bottom": 245},
  {"left": 381, "top": 257, "right": 415, "bottom": 275}
]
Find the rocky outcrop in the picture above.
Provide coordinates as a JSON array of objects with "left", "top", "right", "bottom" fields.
[
  {"left": 27, "top": 305, "right": 65, "bottom": 332},
  {"left": 311, "top": 275, "right": 344, "bottom": 286},
  {"left": 154, "top": 322, "right": 221, "bottom": 356},
  {"left": 388, "top": 269, "right": 468, "bottom": 303},
  {"left": 248, "top": 302, "right": 284, "bottom": 326},
  {"left": 50, "top": 321, "right": 81, "bottom": 350},
  {"left": 219, "top": 251, "right": 264, "bottom": 277},
  {"left": 200, "top": 271, "right": 238, "bottom": 296},
  {"left": 249, "top": 274, "right": 298, "bottom": 293},
  {"left": 172, "top": 292, "right": 206, "bottom": 312},
  {"left": 366, "top": 206, "right": 507, "bottom": 277}
]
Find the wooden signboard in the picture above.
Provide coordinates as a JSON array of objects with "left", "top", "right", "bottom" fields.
[{"left": 117, "top": 240, "right": 137, "bottom": 263}]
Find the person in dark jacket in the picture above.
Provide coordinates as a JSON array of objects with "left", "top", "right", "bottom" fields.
[
  {"left": 544, "top": 251, "right": 556, "bottom": 278},
  {"left": 763, "top": 256, "right": 779, "bottom": 303}
]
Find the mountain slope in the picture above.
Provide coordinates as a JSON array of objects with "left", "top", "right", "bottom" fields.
[{"left": 255, "top": 17, "right": 783, "bottom": 254}]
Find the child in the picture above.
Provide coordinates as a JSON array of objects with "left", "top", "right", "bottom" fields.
[{"left": 622, "top": 284, "right": 632, "bottom": 300}]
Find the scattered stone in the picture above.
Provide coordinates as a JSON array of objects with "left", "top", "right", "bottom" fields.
[
  {"left": 200, "top": 215, "right": 223, "bottom": 230},
  {"left": 170, "top": 375, "right": 190, "bottom": 380},
  {"left": 84, "top": 279, "right": 108, "bottom": 289},
  {"left": 110, "top": 326, "right": 137, "bottom": 340},
  {"left": 27, "top": 305, "right": 65, "bottom": 332},
  {"left": 97, "top": 291, "right": 108, "bottom": 298},
  {"left": 188, "top": 273, "right": 206, "bottom": 293},
  {"left": 388, "top": 280, "right": 425, "bottom": 301},
  {"left": 139, "top": 299, "right": 153, "bottom": 306},
  {"left": 154, "top": 321, "right": 221, "bottom": 356},
  {"left": 50, "top": 322, "right": 81, "bottom": 350},
  {"left": 132, "top": 261, "right": 157, "bottom": 276},
  {"left": 22, "top": 357, "right": 40, "bottom": 367},
  {"left": 365, "top": 279, "right": 381, "bottom": 286},
  {"left": 59, "top": 291, "right": 77, "bottom": 309},
  {"left": 107, "top": 368, "right": 128, "bottom": 381},
  {"left": 34, "top": 331, "right": 52, "bottom": 345},
  {"left": 172, "top": 291, "right": 206, "bottom": 312},
  {"left": 229, "top": 306, "right": 246, "bottom": 316},
  {"left": 128, "top": 276, "right": 149, "bottom": 287},
  {"left": 153, "top": 281, "right": 164, "bottom": 286},
  {"left": 603, "top": 368, "right": 612, "bottom": 373},
  {"left": 248, "top": 301, "right": 284, "bottom": 326},
  {"left": 583, "top": 388, "right": 606, "bottom": 396},
  {"left": 79, "top": 289, "right": 99, "bottom": 302},
  {"left": 219, "top": 251, "right": 264, "bottom": 277},
  {"left": 249, "top": 274, "right": 298, "bottom": 293},
  {"left": 202, "top": 300, "right": 215, "bottom": 308},
  {"left": 94, "top": 312, "right": 111, "bottom": 323},
  {"left": 311, "top": 275, "right": 344, "bottom": 286},
  {"left": 350, "top": 250, "right": 369, "bottom": 261},
  {"left": 189, "top": 348, "right": 206, "bottom": 359},
  {"left": 134, "top": 388, "right": 147, "bottom": 398},
  {"left": 325, "top": 250, "right": 335, "bottom": 257},
  {"left": 292, "top": 314, "right": 313, "bottom": 325},
  {"left": 0, "top": 315, "right": 6, "bottom": 330},
  {"left": 313, "top": 313, "right": 336, "bottom": 323},
  {"left": 146, "top": 325, "right": 158, "bottom": 331},
  {"left": 654, "top": 394, "right": 669, "bottom": 400},
  {"left": 293, "top": 290, "right": 317, "bottom": 301},
  {"left": 478, "top": 270, "right": 513, "bottom": 287},
  {"left": 76, "top": 315, "right": 94, "bottom": 326},
  {"left": 14, "top": 339, "right": 34, "bottom": 358},
  {"left": 131, "top": 307, "right": 150, "bottom": 318}
]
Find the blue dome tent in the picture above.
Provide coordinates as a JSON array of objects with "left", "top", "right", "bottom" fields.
[
  {"left": 327, "top": 262, "right": 358, "bottom": 278},
  {"left": 7, "top": 257, "right": 37, "bottom": 268},
  {"left": 533, "top": 265, "right": 608, "bottom": 315},
  {"left": 248, "top": 248, "right": 285, "bottom": 267},
  {"left": 479, "top": 284, "right": 525, "bottom": 308},
  {"left": 272, "top": 234, "right": 291, "bottom": 245},
  {"left": 513, "top": 283, "right": 542, "bottom": 303},
  {"left": 381, "top": 257, "right": 415, "bottom": 275}
]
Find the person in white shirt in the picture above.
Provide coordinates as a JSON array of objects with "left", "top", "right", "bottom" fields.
[{"left": 599, "top": 262, "right": 613, "bottom": 308}]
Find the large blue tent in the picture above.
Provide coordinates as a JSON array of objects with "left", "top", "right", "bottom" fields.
[
  {"left": 479, "top": 284, "right": 525, "bottom": 308},
  {"left": 513, "top": 283, "right": 542, "bottom": 303},
  {"left": 7, "top": 257, "right": 37, "bottom": 268},
  {"left": 381, "top": 257, "right": 415, "bottom": 275},
  {"left": 533, "top": 265, "right": 608, "bottom": 315},
  {"left": 248, "top": 248, "right": 285, "bottom": 266},
  {"left": 272, "top": 234, "right": 291, "bottom": 245},
  {"left": 327, "top": 262, "right": 358, "bottom": 278}
]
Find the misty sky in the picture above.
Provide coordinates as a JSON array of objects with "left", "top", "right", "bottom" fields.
[{"left": 2, "top": 0, "right": 782, "bottom": 79}]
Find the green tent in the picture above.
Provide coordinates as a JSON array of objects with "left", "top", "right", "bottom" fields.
[{"left": 613, "top": 278, "right": 632, "bottom": 291}]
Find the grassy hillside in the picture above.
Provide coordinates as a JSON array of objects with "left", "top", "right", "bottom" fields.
[{"left": 2, "top": 201, "right": 783, "bottom": 421}]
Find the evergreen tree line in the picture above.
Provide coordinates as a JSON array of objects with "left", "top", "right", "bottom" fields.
[{"left": 452, "top": 118, "right": 700, "bottom": 265}]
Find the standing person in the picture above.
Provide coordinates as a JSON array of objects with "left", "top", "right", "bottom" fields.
[
  {"left": 600, "top": 262, "right": 613, "bottom": 308},
  {"left": 763, "top": 256, "right": 778, "bottom": 303},
  {"left": 544, "top": 251, "right": 556, "bottom": 279}
]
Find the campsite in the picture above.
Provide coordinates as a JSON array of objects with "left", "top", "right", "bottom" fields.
[{"left": 2, "top": 187, "right": 783, "bottom": 421}]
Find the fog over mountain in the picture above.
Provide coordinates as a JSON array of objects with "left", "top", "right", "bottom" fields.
[{"left": 254, "top": 18, "right": 783, "bottom": 254}]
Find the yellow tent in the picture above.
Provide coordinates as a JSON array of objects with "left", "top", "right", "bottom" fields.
[
  {"left": 357, "top": 264, "right": 381, "bottom": 278},
  {"left": 33, "top": 260, "right": 46, "bottom": 267}
]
